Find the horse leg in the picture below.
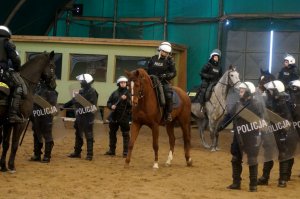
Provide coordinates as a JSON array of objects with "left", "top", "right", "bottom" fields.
[
  {"left": 151, "top": 124, "right": 160, "bottom": 169},
  {"left": 197, "top": 119, "right": 210, "bottom": 149},
  {"left": 124, "top": 122, "right": 141, "bottom": 168},
  {"left": 165, "top": 124, "right": 175, "bottom": 167},
  {"left": 180, "top": 121, "right": 193, "bottom": 167},
  {"left": 8, "top": 124, "right": 24, "bottom": 172},
  {"left": 0, "top": 125, "right": 12, "bottom": 172}
]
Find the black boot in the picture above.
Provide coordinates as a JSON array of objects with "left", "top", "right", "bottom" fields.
[
  {"left": 104, "top": 129, "right": 116, "bottom": 156},
  {"left": 122, "top": 132, "right": 130, "bottom": 158},
  {"left": 68, "top": 136, "right": 83, "bottom": 158},
  {"left": 278, "top": 160, "right": 289, "bottom": 188},
  {"left": 227, "top": 159, "right": 242, "bottom": 190},
  {"left": 9, "top": 96, "right": 24, "bottom": 123},
  {"left": 249, "top": 165, "right": 258, "bottom": 192},
  {"left": 41, "top": 141, "right": 54, "bottom": 163},
  {"left": 86, "top": 139, "right": 93, "bottom": 161},
  {"left": 165, "top": 93, "right": 173, "bottom": 122},
  {"left": 287, "top": 158, "right": 294, "bottom": 181},
  {"left": 257, "top": 161, "right": 273, "bottom": 185},
  {"left": 30, "top": 135, "right": 43, "bottom": 161}
]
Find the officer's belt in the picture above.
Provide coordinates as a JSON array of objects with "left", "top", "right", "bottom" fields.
[
  {"left": 33, "top": 95, "right": 57, "bottom": 116},
  {"left": 74, "top": 93, "right": 97, "bottom": 113}
]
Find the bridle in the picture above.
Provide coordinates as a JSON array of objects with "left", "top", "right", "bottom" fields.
[{"left": 130, "top": 75, "right": 145, "bottom": 105}]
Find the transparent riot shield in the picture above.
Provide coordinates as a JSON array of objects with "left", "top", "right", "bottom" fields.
[
  {"left": 52, "top": 115, "right": 67, "bottom": 140},
  {"left": 234, "top": 98, "right": 278, "bottom": 166},
  {"left": 263, "top": 94, "right": 300, "bottom": 162}
]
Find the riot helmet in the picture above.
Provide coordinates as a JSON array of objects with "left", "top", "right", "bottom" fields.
[
  {"left": 284, "top": 54, "right": 295, "bottom": 65},
  {"left": 158, "top": 41, "right": 172, "bottom": 53},
  {"left": 76, "top": 73, "right": 94, "bottom": 88},
  {"left": 0, "top": 25, "right": 11, "bottom": 38},
  {"left": 117, "top": 76, "right": 128, "bottom": 87},
  {"left": 289, "top": 79, "right": 300, "bottom": 91},
  {"left": 239, "top": 81, "right": 256, "bottom": 99},
  {"left": 209, "top": 49, "right": 221, "bottom": 60},
  {"left": 264, "top": 80, "right": 285, "bottom": 97}
]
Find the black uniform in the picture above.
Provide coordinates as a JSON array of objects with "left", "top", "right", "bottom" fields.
[
  {"left": 30, "top": 79, "right": 58, "bottom": 163},
  {"left": 228, "top": 97, "right": 263, "bottom": 191},
  {"left": 278, "top": 64, "right": 299, "bottom": 89},
  {"left": 0, "top": 36, "right": 24, "bottom": 123},
  {"left": 258, "top": 91, "right": 298, "bottom": 187},
  {"left": 105, "top": 86, "right": 132, "bottom": 157},
  {"left": 198, "top": 58, "right": 222, "bottom": 105},
  {"left": 147, "top": 55, "right": 176, "bottom": 120},
  {"left": 64, "top": 83, "right": 98, "bottom": 160}
]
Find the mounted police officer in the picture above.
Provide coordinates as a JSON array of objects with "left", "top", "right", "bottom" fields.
[
  {"left": 278, "top": 54, "right": 299, "bottom": 89},
  {"left": 198, "top": 49, "right": 222, "bottom": 108},
  {"left": 227, "top": 81, "right": 262, "bottom": 192},
  {"left": 104, "top": 76, "right": 132, "bottom": 157},
  {"left": 147, "top": 41, "right": 176, "bottom": 122},
  {"left": 64, "top": 74, "right": 98, "bottom": 161},
  {"left": 0, "top": 25, "right": 25, "bottom": 123},
  {"left": 30, "top": 77, "right": 58, "bottom": 163},
  {"left": 258, "top": 80, "right": 298, "bottom": 188}
]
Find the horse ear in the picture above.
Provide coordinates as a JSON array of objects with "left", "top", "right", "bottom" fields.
[
  {"left": 228, "top": 64, "right": 235, "bottom": 70},
  {"left": 49, "top": 51, "right": 55, "bottom": 60}
]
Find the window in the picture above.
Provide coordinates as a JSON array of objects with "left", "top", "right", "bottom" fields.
[
  {"left": 26, "top": 52, "right": 62, "bottom": 79},
  {"left": 115, "top": 56, "right": 150, "bottom": 81},
  {"left": 69, "top": 54, "right": 108, "bottom": 82}
]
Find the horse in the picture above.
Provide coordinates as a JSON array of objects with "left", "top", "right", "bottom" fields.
[
  {"left": 125, "top": 68, "right": 192, "bottom": 169},
  {"left": 191, "top": 65, "right": 241, "bottom": 151},
  {"left": 257, "top": 69, "right": 276, "bottom": 93},
  {"left": 0, "top": 51, "right": 55, "bottom": 172}
]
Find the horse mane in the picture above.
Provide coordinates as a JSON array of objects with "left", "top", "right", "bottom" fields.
[{"left": 132, "top": 68, "right": 153, "bottom": 87}]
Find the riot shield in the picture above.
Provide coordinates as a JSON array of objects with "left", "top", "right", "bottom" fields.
[
  {"left": 263, "top": 95, "right": 300, "bottom": 162},
  {"left": 234, "top": 97, "right": 278, "bottom": 166},
  {"left": 52, "top": 116, "right": 67, "bottom": 140}
]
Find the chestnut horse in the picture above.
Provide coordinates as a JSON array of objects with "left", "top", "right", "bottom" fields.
[
  {"left": 0, "top": 51, "right": 55, "bottom": 172},
  {"left": 125, "top": 68, "right": 192, "bottom": 169}
]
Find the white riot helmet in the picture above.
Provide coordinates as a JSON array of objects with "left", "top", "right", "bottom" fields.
[
  {"left": 117, "top": 76, "right": 128, "bottom": 85},
  {"left": 239, "top": 81, "right": 256, "bottom": 94},
  {"left": 158, "top": 41, "right": 172, "bottom": 53},
  {"left": 0, "top": 25, "right": 11, "bottom": 38},
  {"left": 289, "top": 79, "right": 300, "bottom": 90},
  {"left": 209, "top": 49, "right": 221, "bottom": 59},
  {"left": 76, "top": 73, "right": 94, "bottom": 84},
  {"left": 284, "top": 54, "right": 295, "bottom": 65},
  {"left": 264, "top": 80, "right": 285, "bottom": 93}
]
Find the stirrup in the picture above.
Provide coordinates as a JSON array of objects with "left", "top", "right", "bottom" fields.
[
  {"left": 9, "top": 114, "right": 25, "bottom": 123},
  {"left": 166, "top": 113, "right": 172, "bottom": 122}
]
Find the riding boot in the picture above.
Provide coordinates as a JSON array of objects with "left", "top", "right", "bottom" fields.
[
  {"left": 122, "top": 132, "right": 130, "bottom": 158},
  {"left": 104, "top": 130, "right": 116, "bottom": 156},
  {"left": 227, "top": 159, "right": 242, "bottom": 190},
  {"left": 249, "top": 165, "right": 258, "bottom": 192},
  {"left": 68, "top": 136, "right": 83, "bottom": 158},
  {"left": 30, "top": 135, "right": 43, "bottom": 161},
  {"left": 41, "top": 141, "right": 54, "bottom": 163},
  {"left": 9, "top": 96, "right": 23, "bottom": 123},
  {"left": 287, "top": 158, "right": 294, "bottom": 181},
  {"left": 257, "top": 160, "right": 274, "bottom": 185},
  {"left": 278, "top": 160, "right": 289, "bottom": 188},
  {"left": 86, "top": 139, "right": 93, "bottom": 161},
  {"left": 165, "top": 96, "right": 173, "bottom": 122}
]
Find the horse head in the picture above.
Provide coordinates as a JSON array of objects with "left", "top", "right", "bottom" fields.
[
  {"left": 258, "top": 68, "right": 275, "bottom": 92},
  {"left": 125, "top": 68, "right": 149, "bottom": 107},
  {"left": 226, "top": 65, "right": 241, "bottom": 88},
  {"left": 20, "top": 51, "right": 56, "bottom": 85}
]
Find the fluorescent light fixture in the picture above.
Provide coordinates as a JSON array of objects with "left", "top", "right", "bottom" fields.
[{"left": 268, "top": 30, "right": 274, "bottom": 73}]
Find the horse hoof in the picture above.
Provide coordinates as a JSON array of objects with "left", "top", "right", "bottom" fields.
[
  {"left": 203, "top": 144, "right": 210, "bottom": 149},
  {"left": 124, "top": 163, "right": 130, "bottom": 169},
  {"left": 153, "top": 162, "right": 159, "bottom": 169},
  {"left": 165, "top": 162, "right": 171, "bottom": 167},
  {"left": 210, "top": 148, "right": 217, "bottom": 152},
  {"left": 186, "top": 158, "right": 193, "bottom": 167},
  {"left": 8, "top": 169, "right": 16, "bottom": 174},
  {"left": 216, "top": 147, "right": 221, "bottom": 151},
  {"left": 0, "top": 168, "right": 8, "bottom": 172}
]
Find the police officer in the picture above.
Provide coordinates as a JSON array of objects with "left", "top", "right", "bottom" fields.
[
  {"left": 30, "top": 77, "right": 58, "bottom": 163},
  {"left": 147, "top": 41, "right": 176, "bottom": 122},
  {"left": 64, "top": 74, "right": 98, "bottom": 161},
  {"left": 104, "top": 76, "right": 132, "bottom": 157},
  {"left": 198, "top": 49, "right": 222, "bottom": 107},
  {"left": 227, "top": 81, "right": 261, "bottom": 192},
  {"left": 278, "top": 54, "right": 299, "bottom": 89},
  {"left": 0, "top": 25, "right": 25, "bottom": 123},
  {"left": 258, "top": 80, "right": 297, "bottom": 187}
]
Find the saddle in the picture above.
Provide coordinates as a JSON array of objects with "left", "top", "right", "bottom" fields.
[{"left": 205, "top": 83, "right": 216, "bottom": 102}]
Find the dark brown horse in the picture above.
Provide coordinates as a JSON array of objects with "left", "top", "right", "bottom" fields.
[
  {"left": 0, "top": 51, "right": 55, "bottom": 172},
  {"left": 258, "top": 69, "right": 276, "bottom": 93},
  {"left": 125, "top": 68, "right": 192, "bottom": 169}
]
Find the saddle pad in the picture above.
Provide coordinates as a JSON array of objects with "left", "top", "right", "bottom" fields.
[{"left": 172, "top": 90, "right": 180, "bottom": 108}]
